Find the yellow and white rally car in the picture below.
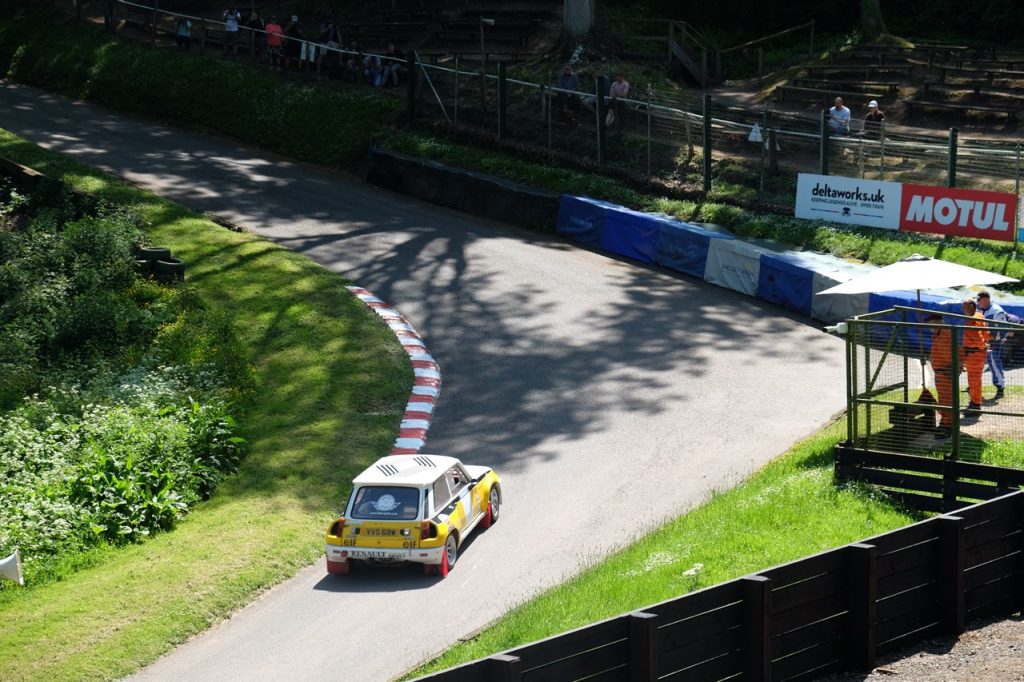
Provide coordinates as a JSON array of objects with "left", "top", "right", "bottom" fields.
[{"left": 325, "top": 454, "right": 501, "bottom": 577}]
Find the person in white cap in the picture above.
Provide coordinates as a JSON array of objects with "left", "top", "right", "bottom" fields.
[{"left": 863, "top": 99, "right": 885, "bottom": 135}]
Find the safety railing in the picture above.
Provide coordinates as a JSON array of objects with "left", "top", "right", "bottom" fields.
[{"left": 99, "top": 1, "right": 1024, "bottom": 212}]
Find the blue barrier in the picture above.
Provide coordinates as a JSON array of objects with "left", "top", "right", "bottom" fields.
[
  {"left": 758, "top": 252, "right": 818, "bottom": 317},
  {"left": 558, "top": 194, "right": 1022, "bottom": 330},
  {"left": 654, "top": 219, "right": 734, "bottom": 279},
  {"left": 556, "top": 195, "right": 618, "bottom": 249},
  {"left": 601, "top": 206, "right": 660, "bottom": 264}
]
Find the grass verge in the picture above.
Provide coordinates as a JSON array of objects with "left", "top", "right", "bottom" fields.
[
  {"left": 0, "top": 129, "right": 411, "bottom": 681},
  {"left": 406, "top": 419, "right": 920, "bottom": 677}
]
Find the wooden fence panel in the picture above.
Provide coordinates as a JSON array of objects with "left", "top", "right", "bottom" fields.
[
  {"left": 966, "top": 572, "right": 1018, "bottom": 621},
  {"left": 761, "top": 548, "right": 845, "bottom": 588},
  {"left": 415, "top": 493, "right": 1024, "bottom": 682},
  {"left": 771, "top": 567, "right": 846, "bottom": 612},
  {"left": 773, "top": 590, "right": 847, "bottom": 634},
  {"left": 770, "top": 612, "right": 845, "bottom": 658},
  {"left": 657, "top": 602, "right": 742, "bottom": 653},
  {"left": 770, "top": 637, "right": 845, "bottom": 681},
  {"left": 856, "top": 468, "right": 943, "bottom": 494},
  {"left": 870, "top": 518, "right": 939, "bottom": 555},
  {"left": 657, "top": 626, "right": 740, "bottom": 676},
  {"left": 646, "top": 581, "right": 743, "bottom": 625},
  {"left": 658, "top": 651, "right": 740, "bottom": 681},
  {"left": 876, "top": 606, "right": 940, "bottom": 651},
  {"left": 522, "top": 640, "right": 628, "bottom": 682},
  {"left": 511, "top": 618, "right": 628, "bottom": 672}
]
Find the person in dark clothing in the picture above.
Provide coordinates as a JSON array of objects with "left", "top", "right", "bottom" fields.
[
  {"left": 285, "top": 16, "right": 303, "bottom": 70},
  {"left": 382, "top": 44, "right": 406, "bottom": 86}
]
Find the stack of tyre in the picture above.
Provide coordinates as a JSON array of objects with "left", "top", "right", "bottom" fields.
[{"left": 135, "top": 246, "right": 186, "bottom": 284}]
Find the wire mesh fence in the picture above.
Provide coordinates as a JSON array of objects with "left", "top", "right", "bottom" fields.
[
  {"left": 845, "top": 308, "right": 1024, "bottom": 463},
  {"left": 103, "top": 0, "right": 1024, "bottom": 212}
]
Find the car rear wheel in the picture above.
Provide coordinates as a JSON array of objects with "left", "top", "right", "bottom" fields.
[
  {"left": 481, "top": 486, "right": 500, "bottom": 529},
  {"left": 438, "top": 535, "right": 457, "bottom": 577}
]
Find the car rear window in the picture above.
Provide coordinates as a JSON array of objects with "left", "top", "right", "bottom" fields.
[{"left": 350, "top": 486, "right": 421, "bottom": 520}]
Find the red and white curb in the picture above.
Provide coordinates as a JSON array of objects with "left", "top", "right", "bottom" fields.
[{"left": 346, "top": 286, "right": 439, "bottom": 455}]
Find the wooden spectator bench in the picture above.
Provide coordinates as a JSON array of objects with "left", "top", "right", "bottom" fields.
[
  {"left": 906, "top": 99, "right": 1018, "bottom": 123},
  {"left": 803, "top": 64, "right": 915, "bottom": 80},
  {"left": 792, "top": 78, "right": 900, "bottom": 93},
  {"left": 774, "top": 85, "right": 884, "bottom": 106},
  {"left": 922, "top": 80, "right": 1024, "bottom": 98},
  {"left": 934, "top": 64, "right": 1024, "bottom": 83}
]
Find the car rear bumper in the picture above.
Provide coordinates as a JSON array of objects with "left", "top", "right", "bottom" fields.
[{"left": 325, "top": 544, "right": 445, "bottom": 565}]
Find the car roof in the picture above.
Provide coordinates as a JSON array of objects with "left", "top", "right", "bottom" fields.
[{"left": 352, "top": 454, "right": 461, "bottom": 487}]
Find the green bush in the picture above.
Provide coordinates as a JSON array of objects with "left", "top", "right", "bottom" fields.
[{"left": 0, "top": 178, "right": 251, "bottom": 587}]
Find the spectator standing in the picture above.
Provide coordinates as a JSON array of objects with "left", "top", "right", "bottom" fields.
[
  {"left": 246, "top": 11, "right": 265, "bottom": 58},
  {"left": 285, "top": 16, "right": 303, "bottom": 71},
  {"left": 382, "top": 44, "right": 406, "bottom": 87},
  {"left": 175, "top": 16, "right": 192, "bottom": 50},
  {"left": 862, "top": 99, "right": 885, "bottom": 134},
  {"left": 961, "top": 298, "right": 991, "bottom": 414},
  {"left": 829, "top": 96, "right": 851, "bottom": 135},
  {"left": 318, "top": 18, "right": 340, "bottom": 75},
  {"left": 926, "top": 312, "right": 954, "bottom": 437},
  {"left": 977, "top": 291, "right": 1007, "bottom": 399},
  {"left": 265, "top": 16, "right": 284, "bottom": 70},
  {"left": 222, "top": 6, "right": 242, "bottom": 57},
  {"left": 556, "top": 64, "right": 580, "bottom": 124}
]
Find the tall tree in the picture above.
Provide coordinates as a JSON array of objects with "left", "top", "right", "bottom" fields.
[
  {"left": 563, "top": 0, "right": 595, "bottom": 43},
  {"left": 860, "top": 0, "right": 887, "bottom": 38}
]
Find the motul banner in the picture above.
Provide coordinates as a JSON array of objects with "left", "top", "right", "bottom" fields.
[
  {"left": 795, "top": 173, "right": 1019, "bottom": 242},
  {"left": 900, "top": 183, "right": 1016, "bottom": 241}
]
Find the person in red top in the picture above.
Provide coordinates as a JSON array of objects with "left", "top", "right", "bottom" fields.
[
  {"left": 961, "top": 299, "right": 990, "bottom": 413},
  {"left": 265, "top": 16, "right": 285, "bottom": 71},
  {"left": 926, "top": 312, "right": 955, "bottom": 434}
]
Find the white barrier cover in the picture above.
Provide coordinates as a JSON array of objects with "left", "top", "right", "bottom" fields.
[
  {"left": 704, "top": 238, "right": 776, "bottom": 296},
  {"left": 810, "top": 260, "right": 877, "bottom": 322}
]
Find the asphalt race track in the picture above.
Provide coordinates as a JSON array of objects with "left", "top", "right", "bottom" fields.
[{"left": 0, "top": 81, "right": 847, "bottom": 682}]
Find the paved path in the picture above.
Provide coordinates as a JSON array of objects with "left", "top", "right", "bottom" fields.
[{"left": 0, "top": 82, "right": 848, "bottom": 682}]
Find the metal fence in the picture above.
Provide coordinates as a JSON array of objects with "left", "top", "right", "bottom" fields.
[
  {"left": 410, "top": 59, "right": 1024, "bottom": 209},
  {"left": 101, "top": 1, "right": 1024, "bottom": 212},
  {"left": 843, "top": 306, "right": 1024, "bottom": 462}
]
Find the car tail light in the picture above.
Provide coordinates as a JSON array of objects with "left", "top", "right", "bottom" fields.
[
  {"left": 420, "top": 520, "right": 437, "bottom": 539},
  {"left": 329, "top": 518, "right": 346, "bottom": 536}
]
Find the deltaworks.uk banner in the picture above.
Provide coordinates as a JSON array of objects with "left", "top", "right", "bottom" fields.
[{"left": 795, "top": 173, "right": 1018, "bottom": 242}]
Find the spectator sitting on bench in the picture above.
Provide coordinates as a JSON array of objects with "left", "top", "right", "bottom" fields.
[
  {"left": 382, "top": 44, "right": 406, "bottom": 87},
  {"left": 829, "top": 96, "right": 851, "bottom": 135},
  {"left": 555, "top": 64, "right": 581, "bottom": 124},
  {"left": 862, "top": 99, "right": 885, "bottom": 135},
  {"left": 342, "top": 39, "right": 363, "bottom": 83},
  {"left": 363, "top": 52, "right": 384, "bottom": 87},
  {"left": 582, "top": 67, "right": 611, "bottom": 114}
]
